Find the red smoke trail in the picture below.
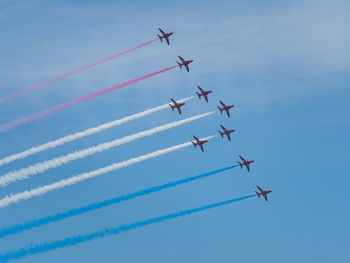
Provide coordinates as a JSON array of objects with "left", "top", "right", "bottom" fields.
[
  {"left": 0, "top": 66, "right": 176, "bottom": 132},
  {"left": 0, "top": 39, "right": 158, "bottom": 104}
]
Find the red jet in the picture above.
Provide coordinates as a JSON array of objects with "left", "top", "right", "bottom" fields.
[
  {"left": 177, "top": 56, "right": 194, "bottom": 72},
  {"left": 218, "top": 125, "right": 235, "bottom": 141},
  {"left": 255, "top": 185, "right": 272, "bottom": 202},
  {"left": 217, "top": 100, "right": 234, "bottom": 117},
  {"left": 195, "top": 86, "right": 212, "bottom": 103},
  {"left": 237, "top": 155, "right": 254, "bottom": 172},
  {"left": 169, "top": 98, "right": 186, "bottom": 115},
  {"left": 192, "top": 136, "right": 208, "bottom": 152},
  {"left": 157, "top": 28, "right": 173, "bottom": 45}
]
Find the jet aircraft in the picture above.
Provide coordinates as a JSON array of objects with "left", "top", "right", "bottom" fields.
[
  {"left": 217, "top": 100, "right": 234, "bottom": 117},
  {"left": 157, "top": 28, "right": 173, "bottom": 45},
  {"left": 218, "top": 125, "right": 235, "bottom": 141},
  {"left": 177, "top": 56, "right": 194, "bottom": 72},
  {"left": 192, "top": 136, "right": 208, "bottom": 152},
  {"left": 237, "top": 155, "right": 254, "bottom": 172},
  {"left": 255, "top": 186, "right": 272, "bottom": 202},
  {"left": 195, "top": 86, "right": 212, "bottom": 103},
  {"left": 169, "top": 98, "right": 186, "bottom": 115}
]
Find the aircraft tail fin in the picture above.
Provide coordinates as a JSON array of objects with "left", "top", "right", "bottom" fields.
[
  {"left": 192, "top": 141, "right": 196, "bottom": 148},
  {"left": 237, "top": 161, "right": 243, "bottom": 168},
  {"left": 255, "top": 191, "right": 260, "bottom": 197},
  {"left": 195, "top": 92, "right": 201, "bottom": 99},
  {"left": 217, "top": 106, "right": 223, "bottom": 114},
  {"left": 169, "top": 104, "right": 175, "bottom": 111},
  {"left": 177, "top": 62, "right": 182, "bottom": 69},
  {"left": 157, "top": 34, "right": 162, "bottom": 42},
  {"left": 218, "top": 131, "right": 224, "bottom": 138}
]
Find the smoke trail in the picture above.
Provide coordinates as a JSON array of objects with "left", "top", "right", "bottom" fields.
[
  {"left": 0, "top": 66, "right": 177, "bottom": 132},
  {"left": 0, "top": 136, "right": 216, "bottom": 208},
  {"left": 0, "top": 39, "right": 158, "bottom": 104},
  {"left": 0, "top": 165, "right": 238, "bottom": 238},
  {"left": 0, "top": 112, "right": 215, "bottom": 186},
  {"left": 0, "top": 194, "right": 255, "bottom": 262},
  {"left": 0, "top": 97, "right": 193, "bottom": 167}
]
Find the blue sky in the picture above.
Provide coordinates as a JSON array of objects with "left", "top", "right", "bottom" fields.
[{"left": 0, "top": 0, "right": 349, "bottom": 262}]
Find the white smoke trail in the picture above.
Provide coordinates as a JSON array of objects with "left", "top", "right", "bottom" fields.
[
  {"left": 0, "top": 97, "right": 193, "bottom": 167},
  {"left": 0, "top": 112, "right": 215, "bottom": 187},
  {"left": 0, "top": 136, "right": 217, "bottom": 208}
]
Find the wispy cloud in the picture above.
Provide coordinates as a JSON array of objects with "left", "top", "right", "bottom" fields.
[{"left": 1, "top": 1, "right": 348, "bottom": 109}]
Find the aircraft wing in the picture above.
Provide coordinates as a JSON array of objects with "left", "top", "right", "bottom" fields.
[
  {"left": 170, "top": 98, "right": 177, "bottom": 105},
  {"left": 239, "top": 155, "right": 246, "bottom": 162},
  {"left": 246, "top": 165, "right": 250, "bottom": 172},
  {"left": 219, "top": 100, "right": 226, "bottom": 107},
  {"left": 193, "top": 135, "right": 199, "bottom": 142},
  {"left": 165, "top": 37, "right": 170, "bottom": 45},
  {"left": 226, "top": 109, "right": 230, "bottom": 117},
  {"left": 159, "top": 28, "right": 165, "bottom": 35},
  {"left": 177, "top": 107, "right": 182, "bottom": 115},
  {"left": 197, "top": 86, "right": 204, "bottom": 92},
  {"left": 227, "top": 134, "right": 231, "bottom": 141},
  {"left": 185, "top": 64, "right": 190, "bottom": 72},
  {"left": 220, "top": 125, "right": 226, "bottom": 131},
  {"left": 264, "top": 194, "right": 268, "bottom": 202},
  {"left": 178, "top": 56, "right": 185, "bottom": 63},
  {"left": 257, "top": 185, "right": 263, "bottom": 192},
  {"left": 199, "top": 144, "right": 204, "bottom": 152},
  {"left": 204, "top": 95, "right": 208, "bottom": 103}
]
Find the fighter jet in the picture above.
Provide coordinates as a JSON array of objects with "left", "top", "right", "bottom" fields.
[
  {"left": 195, "top": 86, "right": 212, "bottom": 103},
  {"left": 177, "top": 56, "right": 194, "bottom": 72},
  {"left": 217, "top": 100, "right": 234, "bottom": 117},
  {"left": 237, "top": 155, "right": 254, "bottom": 172},
  {"left": 157, "top": 28, "right": 173, "bottom": 45},
  {"left": 255, "top": 186, "right": 272, "bottom": 202},
  {"left": 192, "top": 136, "right": 208, "bottom": 152},
  {"left": 218, "top": 125, "right": 235, "bottom": 141},
  {"left": 169, "top": 98, "right": 186, "bottom": 115}
]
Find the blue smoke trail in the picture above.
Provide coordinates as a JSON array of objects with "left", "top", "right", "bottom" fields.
[
  {"left": 0, "top": 165, "right": 239, "bottom": 239},
  {"left": 0, "top": 194, "right": 255, "bottom": 262}
]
